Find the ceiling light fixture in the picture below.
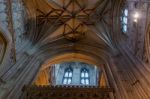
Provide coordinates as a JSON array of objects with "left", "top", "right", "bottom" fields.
[{"left": 133, "top": 12, "right": 140, "bottom": 23}]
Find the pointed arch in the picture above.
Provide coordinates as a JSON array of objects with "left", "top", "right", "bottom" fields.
[
  {"left": 62, "top": 67, "right": 73, "bottom": 84},
  {"left": 80, "top": 68, "right": 90, "bottom": 85}
]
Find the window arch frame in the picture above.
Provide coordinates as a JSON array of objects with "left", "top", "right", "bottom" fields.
[
  {"left": 62, "top": 67, "right": 73, "bottom": 85},
  {"left": 80, "top": 68, "right": 90, "bottom": 85}
]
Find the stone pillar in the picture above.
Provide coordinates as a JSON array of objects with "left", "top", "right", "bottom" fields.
[
  {"left": 72, "top": 62, "right": 80, "bottom": 85},
  {"left": 0, "top": 54, "right": 42, "bottom": 99}
]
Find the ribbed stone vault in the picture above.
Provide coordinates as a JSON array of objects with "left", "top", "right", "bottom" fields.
[
  {"left": 0, "top": 0, "right": 123, "bottom": 98},
  {"left": 1, "top": 0, "right": 150, "bottom": 99},
  {"left": 24, "top": 0, "right": 118, "bottom": 59}
]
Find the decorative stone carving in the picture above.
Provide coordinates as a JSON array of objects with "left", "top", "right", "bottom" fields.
[{"left": 23, "top": 85, "right": 113, "bottom": 99}]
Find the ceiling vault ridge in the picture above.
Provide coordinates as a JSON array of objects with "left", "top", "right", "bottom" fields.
[{"left": 23, "top": 0, "right": 119, "bottom": 57}]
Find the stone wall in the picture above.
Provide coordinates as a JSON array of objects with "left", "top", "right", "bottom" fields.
[
  {"left": 54, "top": 62, "right": 99, "bottom": 86},
  {"left": 125, "top": 0, "right": 150, "bottom": 62}
]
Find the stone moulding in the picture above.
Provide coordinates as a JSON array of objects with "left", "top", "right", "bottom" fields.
[{"left": 23, "top": 85, "right": 114, "bottom": 99}]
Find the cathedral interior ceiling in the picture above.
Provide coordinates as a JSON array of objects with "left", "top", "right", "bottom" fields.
[{"left": 24, "top": 0, "right": 119, "bottom": 61}]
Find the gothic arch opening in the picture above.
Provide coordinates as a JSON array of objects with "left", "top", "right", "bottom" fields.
[{"left": 33, "top": 53, "right": 109, "bottom": 89}]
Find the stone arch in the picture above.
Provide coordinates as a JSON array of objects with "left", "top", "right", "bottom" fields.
[
  {"left": 33, "top": 51, "right": 108, "bottom": 86},
  {"left": 41, "top": 53, "right": 104, "bottom": 71}
]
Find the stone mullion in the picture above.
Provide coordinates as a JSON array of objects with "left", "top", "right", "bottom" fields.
[{"left": 72, "top": 63, "right": 80, "bottom": 85}]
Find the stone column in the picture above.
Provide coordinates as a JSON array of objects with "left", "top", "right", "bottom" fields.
[{"left": 0, "top": 55, "right": 42, "bottom": 99}]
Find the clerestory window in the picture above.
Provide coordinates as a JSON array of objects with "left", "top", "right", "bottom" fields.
[
  {"left": 62, "top": 68, "right": 73, "bottom": 85},
  {"left": 121, "top": 8, "right": 128, "bottom": 33},
  {"left": 80, "top": 68, "right": 90, "bottom": 85}
]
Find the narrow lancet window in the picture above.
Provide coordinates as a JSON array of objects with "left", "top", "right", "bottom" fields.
[
  {"left": 63, "top": 68, "right": 73, "bottom": 84},
  {"left": 80, "top": 68, "right": 90, "bottom": 85},
  {"left": 121, "top": 8, "right": 128, "bottom": 33}
]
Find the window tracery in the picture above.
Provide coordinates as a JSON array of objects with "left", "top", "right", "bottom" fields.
[
  {"left": 121, "top": 8, "right": 128, "bottom": 33},
  {"left": 80, "top": 68, "right": 90, "bottom": 85},
  {"left": 62, "top": 68, "right": 73, "bottom": 85}
]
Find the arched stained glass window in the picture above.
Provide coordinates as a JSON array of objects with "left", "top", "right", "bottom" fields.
[
  {"left": 121, "top": 8, "right": 128, "bottom": 33},
  {"left": 63, "top": 68, "right": 73, "bottom": 84},
  {"left": 80, "top": 68, "right": 89, "bottom": 85}
]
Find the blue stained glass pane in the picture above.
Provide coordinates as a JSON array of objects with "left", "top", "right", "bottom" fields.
[
  {"left": 85, "top": 73, "right": 89, "bottom": 77},
  {"left": 81, "top": 79, "right": 85, "bottom": 84},
  {"left": 81, "top": 72, "right": 84, "bottom": 77},
  {"left": 123, "top": 25, "right": 127, "bottom": 32},
  {"left": 64, "top": 72, "right": 69, "bottom": 77},
  {"left": 123, "top": 17, "right": 127, "bottom": 24},
  {"left": 124, "top": 9, "right": 128, "bottom": 16},
  {"left": 68, "top": 79, "right": 72, "bottom": 84},
  {"left": 69, "top": 72, "right": 72, "bottom": 77},
  {"left": 85, "top": 79, "right": 89, "bottom": 85},
  {"left": 121, "top": 9, "right": 128, "bottom": 33},
  {"left": 63, "top": 68, "right": 73, "bottom": 85},
  {"left": 63, "top": 78, "right": 67, "bottom": 84}
]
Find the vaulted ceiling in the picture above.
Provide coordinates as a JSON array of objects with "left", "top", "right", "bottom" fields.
[{"left": 24, "top": 0, "right": 121, "bottom": 63}]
